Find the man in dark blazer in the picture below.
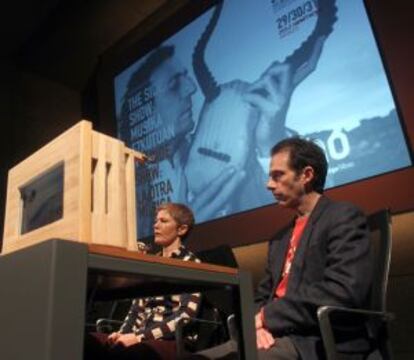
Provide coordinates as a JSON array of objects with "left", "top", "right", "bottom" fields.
[
  {"left": 187, "top": 137, "right": 372, "bottom": 360},
  {"left": 255, "top": 137, "right": 372, "bottom": 359}
]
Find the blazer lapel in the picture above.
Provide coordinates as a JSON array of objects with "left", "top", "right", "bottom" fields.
[
  {"left": 287, "top": 196, "right": 331, "bottom": 292},
  {"left": 269, "top": 228, "right": 292, "bottom": 299},
  {"left": 288, "top": 219, "right": 313, "bottom": 291}
]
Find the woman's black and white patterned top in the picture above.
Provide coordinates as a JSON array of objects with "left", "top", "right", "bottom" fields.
[{"left": 119, "top": 245, "right": 201, "bottom": 341}]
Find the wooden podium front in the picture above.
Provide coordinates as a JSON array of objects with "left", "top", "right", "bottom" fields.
[
  {"left": 2, "top": 120, "right": 146, "bottom": 254},
  {"left": 0, "top": 239, "right": 257, "bottom": 360}
]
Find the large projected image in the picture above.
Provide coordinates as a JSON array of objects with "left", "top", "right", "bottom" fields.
[{"left": 115, "top": 0, "right": 412, "bottom": 239}]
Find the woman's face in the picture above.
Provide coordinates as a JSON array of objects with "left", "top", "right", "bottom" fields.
[{"left": 153, "top": 209, "right": 187, "bottom": 247}]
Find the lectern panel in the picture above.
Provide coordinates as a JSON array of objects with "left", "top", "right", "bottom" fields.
[
  {"left": 20, "top": 162, "right": 64, "bottom": 234},
  {"left": 2, "top": 120, "right": 146, "bottom": 254}
]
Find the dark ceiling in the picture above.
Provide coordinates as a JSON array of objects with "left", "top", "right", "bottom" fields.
[{"left": 1, "top": 0, "right": 166, "bottom": 91}]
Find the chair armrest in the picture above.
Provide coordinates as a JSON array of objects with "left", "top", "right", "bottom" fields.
[
  {"left": 96, "top": 318, "right": 123, "bottom": 333},
  {"left": 318, "top": 305, "right": 394, "bottom": 321},
  {"left": 317, "top": 306, "right": 394, "bottom": 360},
  {"left": 226, "top": 314, "right": 238, "bottom": 342}
]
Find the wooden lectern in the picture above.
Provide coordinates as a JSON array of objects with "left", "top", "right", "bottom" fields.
[{"left": 2, "top": 120, "right": 146, "bottom": 254}]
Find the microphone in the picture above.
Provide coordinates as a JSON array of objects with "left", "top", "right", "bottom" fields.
[{"left": 137, "top": 241, "right": 152, "bottom": 253}]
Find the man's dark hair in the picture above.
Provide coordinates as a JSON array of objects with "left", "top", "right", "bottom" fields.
[
  {"left": 270, "top": 137, "right": 328, "bottom": 193},
  {"left": 127, "top": 45, "right": 175, "bottom": 91}
]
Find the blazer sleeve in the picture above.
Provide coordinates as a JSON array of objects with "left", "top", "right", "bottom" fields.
[{"left": 262, "top": 203, "right": 372, "bottom": 335}]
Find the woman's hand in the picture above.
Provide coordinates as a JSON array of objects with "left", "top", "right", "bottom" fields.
[
  {"left": 107, "top": 333, "right": 142, "bottom": 348},
  {"left": 107, "top": 332, "right": 121, "bottom": 345}
]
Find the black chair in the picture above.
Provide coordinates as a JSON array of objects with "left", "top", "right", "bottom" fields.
[
  {"left": 91, "top": 245, "right": 239, "bottom": 358},
  {"left": 175, "top": 244, "right": 239, "bottom": 358},
  {"left": 175, "top": 292, "right": 232, "bottom": 358},
  {"left": 93, "top": 292, "right": 232, "bottom": 358},
  {"left": 317, "top": 209, "right": 394, "bottom": 360},
  {"left": 89, "top": 299, "right": 131, "bottom": 333}
]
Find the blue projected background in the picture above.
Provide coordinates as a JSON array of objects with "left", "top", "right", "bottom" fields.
[{"left": 114, "top": 0, "right": 412, "bottom": 239}]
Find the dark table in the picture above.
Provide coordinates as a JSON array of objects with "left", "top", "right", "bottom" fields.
[{"left": 0, "top": 239, "right": 257, "bottom": 359}]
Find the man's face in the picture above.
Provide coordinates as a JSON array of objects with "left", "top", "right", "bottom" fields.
[
  {"left": 150, "top": 57, "right": 197, "bottom": 139},
  {"left": 267, "top": 150, "right": 307, "bottom": 210}
]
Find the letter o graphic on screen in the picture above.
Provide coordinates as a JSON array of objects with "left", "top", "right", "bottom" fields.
[{"left": 328, "top": 129, "right": 350, "bottom": 161}]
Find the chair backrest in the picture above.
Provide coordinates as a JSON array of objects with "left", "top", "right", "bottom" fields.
[
  {"left": 366, "top": 209, "right": 392, "bottom": 312},
  {"left": 196, "top": 245, "right": 238, "bottom": 315},
  {"left": 190, "top": 245, "right": 239, "bottom": 350},
  {"left": 188, "top": 297, "right": 229, "bottom": 352},
  {"left": 196, "top": 244, "right": 238, "bottom": 268}
]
